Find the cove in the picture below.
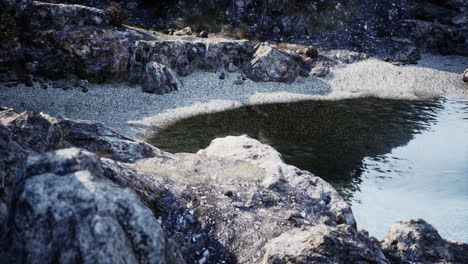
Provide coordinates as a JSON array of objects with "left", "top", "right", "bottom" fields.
[{"left": 147, "top": 97, "right": 468, "bottom": 242}]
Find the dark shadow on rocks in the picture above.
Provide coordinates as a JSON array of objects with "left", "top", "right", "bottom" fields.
[{"left": 147, "top": 97, "right": 444, "bottom": 200}]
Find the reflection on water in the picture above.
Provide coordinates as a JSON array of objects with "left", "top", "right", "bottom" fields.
[{"left": 147, "top": 97, "right": 468, "bottom": 242}]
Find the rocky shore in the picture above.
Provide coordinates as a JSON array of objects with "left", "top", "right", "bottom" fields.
[
  {"left": 1, "top": 0, "right": 468, "bottom": 263},
  {"left": 1, "top": 107, "right": 468, "bottom": 263}
]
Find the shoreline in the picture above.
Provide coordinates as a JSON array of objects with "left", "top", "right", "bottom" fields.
[{"left": 1, "top": 54, "right": 467, "bottom": 141}]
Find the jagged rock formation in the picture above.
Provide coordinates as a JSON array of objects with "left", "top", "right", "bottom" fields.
[
  {"left": 1, "top": 108, "right": 468, "bottom": 263},
  {"left": 128, "top": 39, "right": 256, "bottom": 81}
]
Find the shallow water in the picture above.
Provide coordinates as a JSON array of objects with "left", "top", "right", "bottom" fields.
[{"left": 147, "top": 98, "right": 468, "bottom": 242}]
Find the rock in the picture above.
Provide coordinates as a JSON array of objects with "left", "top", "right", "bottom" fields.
[
  {"left": 247, "top": 43, "right": 301, "bottom": 83},
  {"left": 400, "top": 19, "right": 468, "bottom": 56},
  {"left": 174, "top": 26, "right": 192, "bottom": 36},
  {"left": 219, "top": 72, "right": 225, "bottom": 80},
  {"left": 141, "top": 62, "right": 182, "bottom": 94},
  {"left": 25, "top": 1, "right": 110, "bottom": 32},
  {"left": 0, "top": 108, "right": 67, "bottom": 153},
  {"left": 234, "top": 76, "right": 244, "bottom": 85},
  {"left": 24, "top": 74, "right": 34, "bottom": 87},
  {"left": 299, "top": 68, "right": 309, "bottom": 77},
  {"left": 21, "top": 2, "right": 144, "bottom": 82},
  {"left": 78, "top": 79, "right": 89, "bottom": 89},
  {"left": 25, "top": 61, "right": 38, "bottom": 73},
  {"left": 463, "top": 69, "right": 468, "bottom": 83},
  {"left": 3, "top": 148, "right": 185, "bottom": 263},
  {"left": 81, "top": 87, "right": 89, "bottom": 93},
  {"left": 226, "top": 62, "right": 237, "bottom": 72},
  {"left": 310, "top": 66, "right": 329, "bottom": 78},
  {"left": 297, "top": 46, "right": 319, "bottom": 58},
  {"left": 58, "top": 119, "right": 164, "bottom": 162},
  {"left": 261, "top": 225, "right": 389, "bottom": 264},
  {"left": 129, "top": 39, "right": 255, "bottom": 80},
  {"left": 381, "top": 219, "right": 468, "bottom": 264},
  {"left": 198, "top": 31, "right": 208, "bottom": 38},
  {"left": 129, "top": 135, "right": 354, "bottom": 263}
]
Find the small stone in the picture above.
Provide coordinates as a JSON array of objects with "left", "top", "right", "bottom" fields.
[
  {"left": 241, "top": 75, "right": 247, "bottom": 81},
  {"left": 299, "top": 69, "right": 309, "bottom": 78},
  {"left": 234, "top": 76, "right": 244, "bottom": 85},
  {"left": 24, "top": 75, "right": 34, "bottom": 87},
  {"left": 224, "top": 190, "right": 234, "bottom": 197},
  {"left": 462, "top": 69, "right": 468, "bottom": 83},
  {"left": 174, "top": 26, "right": 192, "bottom": 36},
  {"left": 78, "top": 79, "right": 89, "bottom": 88},
  {"left": 226, "top": 62, "right": 237, "bottom": 73},
  {"left": 81, "top": 88, "right": 89, "bottom": 93},
  {"left": 305, "top": 46, "right": 318, "bottom": 58},
  {"left": 383, "top": 57, "right": 391, "bottom": 62},
  {"left": 310, "top": 66, "right": 329, "bottom": 78},
  {"left": 198, "top": 31, "right": 208, "bottom": 38},
  {"left": 219, "top": 72, "right": 225, "bottom": 80}
]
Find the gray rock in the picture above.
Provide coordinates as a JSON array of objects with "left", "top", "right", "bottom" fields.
[
  {"left": 25, "top": 1, "right": 110, "bottom": 31},
  {"left": 0, "top": 108, "right": 67, "bottom": 153},
  {"left": 141, "top": 62, "right": 182, "bottom": 94},
  {"left": 310, "top": 66, "right": 330, "bottom": 78},
  {"left": 129, "top": 39, "right": 255, "bottom": 80},
  {"left": 381, "top": 219, "right": 468, "bottom": 264},
  {"left": 4, "top": 148, "right": 185, "bottom": 264},
  {"left": 262, "top": 225, "right": 389, "bottom": 264},
  {"left": 198, "top": 31, "right": 208, "bottom": 38},
  {"left": 58, "top": 119, "right": 165, "bottom": 163},
  {"left": 297, "top": 46, "right": 319, "bottom": 58},
  {"left": 463, "top": 69, "right": 468, "bottom": 83},
  {"left": 234, "top": 76, "right": 244, "bottom": 85},
  {"left": 174, "top": 26, "right": 192, "bottom": 36},
  {"left": 247, "top": 43, "right": 301, "bottom": 83}
]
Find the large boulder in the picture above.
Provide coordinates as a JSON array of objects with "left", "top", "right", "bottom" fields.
[
  {"left": 381, "top": 219, "right": 468, "bottom": 264},
  {"left": 246, "top": 43, "right": 302, "bottom": 83},
  {"left": 141, "top": 62, "right": 182, "bottom": 94},
  {"left": 132, "top": 135, "right": 354, "bottom": 263},
  {"left": 3, "top": 148, "right": 185, "bottom": 264},
  {"left": 261, "top": 225, "right": 389, "bottom": 264}
]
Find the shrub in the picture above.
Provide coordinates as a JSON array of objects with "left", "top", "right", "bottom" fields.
[{"left": 105, "top": 2, "right": 125, "bottom": 26}]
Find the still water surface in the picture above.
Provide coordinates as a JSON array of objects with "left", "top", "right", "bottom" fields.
[{"left": 147, "top": 98, "right": 468, "bottom": 242}]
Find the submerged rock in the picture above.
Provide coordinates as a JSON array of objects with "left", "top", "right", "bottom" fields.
[
  {"left": 261, "top": 225, "right": 389, "bottom": 264},
  {"left": 247, "top": 43, "right": 301, "bottom": 83},
  {"left": 3, "top": 148, "right": 185, "bottom": 263},
  {"left": 381, "top": 219, "right": 468, "bottom": 264},
  {"left": 141, "top": 62, "right": 182, "bottom": 94}
]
